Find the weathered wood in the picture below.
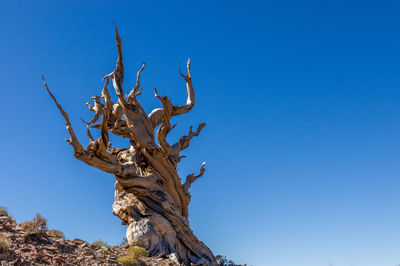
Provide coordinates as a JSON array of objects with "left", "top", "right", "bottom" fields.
[{"left": 43, "top": 27, "right": 213, "bottom": 265}]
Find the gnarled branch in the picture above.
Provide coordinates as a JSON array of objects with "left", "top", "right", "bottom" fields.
[
  {"left": 182, "top": 162, "right": 206, "bottom": 204},
  {"left": 127, "top": 62, "right": 146, "bottom": 105},
  {"left": 82, "top": 96, "right": 104, "bottom": 125},
  {"left": 42, "top": 75, "right": 84, "bottom": 155},
  {"left": 148, "top": 59, "right": 195, "bottom": 128},
  {"left": 104, "top": 25, "right": 125, "bottom": 107},
  {"left": 42, "top": 75, "right": 122, "bottom": 175},
  {"left": 154, "top": 88, "right": 176, "bottom": 155},
  {"left": 170, "top": 123, "right": 206, "bottom": 162},
  {"left": 177, "top": 58, "right": 195, "bottom": 113},
  {"left": 105, "top": 27, "right": 155, "bottom": 147}
]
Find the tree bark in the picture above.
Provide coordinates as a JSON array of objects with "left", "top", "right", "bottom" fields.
[{"left": 43, "top": 27, "right": 214, "bottom": 265}]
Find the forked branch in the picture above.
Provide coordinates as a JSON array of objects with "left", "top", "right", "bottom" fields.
[
  {"left": 104, "top": 26, "right": 125, "bottom": 106},
  {"left": 155, "top": 88, "right": 175, "bottom": 155},
  {"left": 82, "top": 96, "right": 104, "bottom": 125},
  {"left": 105, "top": 26, "right": 155, "bottom": 147},
  {"left": 177, "top": 59, "right": 195, "bottom": 115},
  {"left": 127, "top": 62, "right": 146, "bottom": 104},
  {"left": 42, "top": 75, "right": 122, "bottom": 175},
  {"left": 148, "top": 59, "right": 195, "bottom": 128},
  {"left": 170, "top": 123, "right": 206, "bottom": 161},
  {"left": 182, "top": 162, "right": 206, "bottom": 203}
]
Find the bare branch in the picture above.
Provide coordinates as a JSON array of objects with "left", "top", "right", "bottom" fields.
[
  {"left": 126, "top": 62, "right": 146, "bottom": 104},
  {"left": 154, "top": 88, "right": 175, "bottom": 155},
  {"left": 43, "top": 75, "right": 122, "bottom": 175},
  {"left": 148, "top": 59, "right": 195, "bottom": 128},
  {"left": 99, "top": 79, "right": 112, "bottom": 155},
  {"left": 125, "top": 62, "right": 147, "bottom": 115},
  {"left": 82, "top": 96, "right": 103, "bottom": 125},
  {"left": 183, "top": 162, "right": 206, "bottom": 190},
  {"left": 105, "top": 25, "right": 125, "bottom": 106},
  {"left": 85, "top": 125, "right": 94, "bottom": 142},
  {"left": 170, "top": 123, "right": 206, "bottom": 161},
  {"left": 182, "top": 162, "right": 206, "bottom": 204},
  {"left": 42, "top": 75, "right": 85, "bottom": 155},
  {"left": 176, "top": 58, "right": 195, "bottom": 115},
  {"left": 105, "top": 27, "right": 155, "bottom": 148},
  {"left": 85, "top": 102, "right": 95, "bottom": 112},
  {"left": 101, "top": 77, "right": 112, "bottom": 107},
  {"left": 84, "top": 78, "right": 114, "bottom": 161}
]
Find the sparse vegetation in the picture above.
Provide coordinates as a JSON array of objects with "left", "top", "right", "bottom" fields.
[
  {"left": 127, "top": 246, "right": 149, "bottom": 258},
  {"left": 0, "top": 233, "right": 11, "bottom": 253},
  {"left": 115, "top": 246, "right": 148, "bottom": 265},
  {"left": 116, "top": 255, "right": 139, "bottom": 266},
  {"left": 0, "top": 206, "right": 8, "bottom": 217},
  {"left": 102, "top": 248, "right": 113, "bottom": 255},
  {"left": 47, "top": 229, "right": 64, "bottom": 238},
  {"left": 21, "top": 213, "right": 48, "bottom": 235},
  {"left": 0, "top": 208, "right": 182, "bottom": 264},
  {"left": 91, "top": 239, "right": 108, "bottom": 247}
]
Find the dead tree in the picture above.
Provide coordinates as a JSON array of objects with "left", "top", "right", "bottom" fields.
[{"left": 43, "top": 27, "right": 214, "bottom": 265}]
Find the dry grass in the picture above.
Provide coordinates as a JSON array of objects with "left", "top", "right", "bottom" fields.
[
  {"left": 47, "top": 229, "right": 64, "bottom": 238},
  {"left": 0, "top": 233, "right": 11, "bottom": 253},
  {"left": 0, "top": 206, "right": 8, "bottom": 217},
  {"left": 92, "top": 239, "right": 108, "bottom": 247}
]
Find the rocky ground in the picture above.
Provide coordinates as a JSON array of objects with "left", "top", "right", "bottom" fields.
[{"left": 0, "top": 215, "right": 179, "bottom": 266}]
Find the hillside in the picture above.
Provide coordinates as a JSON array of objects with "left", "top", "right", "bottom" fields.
[{"left": 0, "top": 209, "right": 179, "bottom": 265}]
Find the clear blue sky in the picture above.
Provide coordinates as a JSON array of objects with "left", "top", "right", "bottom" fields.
[{"left": 1, "top": 1, "right": 400, "bottom": 265}]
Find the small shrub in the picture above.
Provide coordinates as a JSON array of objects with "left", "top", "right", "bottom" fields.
[
  {"left": 92, "top": 239, "right": 108, "bottom": 247},
  {"left": 21, "top": 221, "right": 36, "bottom": 234},
  {"left": 102, "top": 249, "right": 113, "bottom": 255},
  {"left": 0, "top": 233, "right": 11, "bottom": 253},
  {"left": 127, "top": 246, "right": 149, "bottom": 258},
  {"left": 116, "top": 256, "right": 138, "bottom": 266},
  {"left": 33, "top": 213, "right": 47, "bottom": 231},
  {"left": 0, "top": 206, "right": 8, "bottom": 217},
  {"left": 21, "top": 213, "right": 48, "bottom": 235},
  {"left": 47, "top": 229, "right": 64, "bottom": 238}
]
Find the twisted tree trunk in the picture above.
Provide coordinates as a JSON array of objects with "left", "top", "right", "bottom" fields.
[{"left": 43, "top": 27, "right": 214, "bottom": 265}]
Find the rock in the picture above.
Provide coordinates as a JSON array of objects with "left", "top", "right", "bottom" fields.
[
  {"left": 79, "top": 242, "right": 89, "bottom": 249},
  {"left": 45, "top": 246, "right": 58, "bottom": 252},
  {"left": 20, "top": 247, "right": 31, "bottom": 252},
  {"left": 82, "top": 250, "right": 93, "bottom": 256}
]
